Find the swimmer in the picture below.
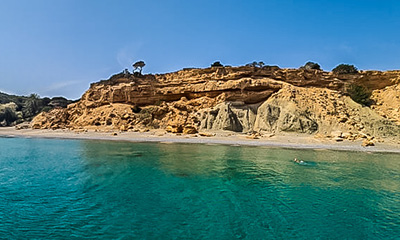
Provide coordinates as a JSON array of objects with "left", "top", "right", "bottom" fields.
[{"left": 294, "top": 158, "right": 304, "bottom": 163}]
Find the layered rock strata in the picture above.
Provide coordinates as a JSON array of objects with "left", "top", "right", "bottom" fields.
[{"left": 32, "top": 66, "right": 400, "bottom": 141}]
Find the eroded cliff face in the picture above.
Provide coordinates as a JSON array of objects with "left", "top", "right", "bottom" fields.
[
  {"left": 371, "top": 83, "right": 400, "bottom": 125},
  {"left": 196, "top": 84, "right": 399, "bottom": 139},
  {"left": 32, "top": 66, "right": 400, "bottom": 141}
]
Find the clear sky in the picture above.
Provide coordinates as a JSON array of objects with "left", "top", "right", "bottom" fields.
[{"left": 1, "top": 0, "right": 400, "bottom": 99}]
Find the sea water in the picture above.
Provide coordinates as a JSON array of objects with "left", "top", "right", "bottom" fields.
[{"left": 0, "top": 137, "right": 399, "bottom": 239}]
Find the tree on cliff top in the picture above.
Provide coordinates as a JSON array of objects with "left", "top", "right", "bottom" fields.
[
  {"left": 245, "top": 61, "right": 265, "bottom": 68},
  {"left": 332, "top": 64, "right": 358, "bottom": 74},
  {"left": 301, "top": 61, "right": 321, "bottom": 70},
  {"left": 211, "top": 61, "right": 223, "bottom": 67},
  {"left": 133, "top": 61, "right": 146, "bottom": 74}
]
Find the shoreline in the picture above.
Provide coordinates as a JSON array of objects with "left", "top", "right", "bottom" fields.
[{"left": 1, "top": 127, "right": 400, "bottom": 154}]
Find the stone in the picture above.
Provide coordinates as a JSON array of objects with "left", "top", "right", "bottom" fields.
[
  {"left": 330, "top": 131, "right": 343, "bottom": 138},
  {"left": 338, "top": 117, "right": 348, "bottom": 123},
  {"left": 199, "top": 132, "right": 215, "bottom": 137},
  {"left": 183, "top": 125, "right": 198, "bottom": 134},
  {"left": 246, "top": 135, "right": 259, "bottom": 139},
  {"left": 166, "top": 125, "right": 183, "bottom": 133},
  {"left": 342, "top": 132, "right": 352, "bottom": 139},
  {"left": 358, "top": 133, "right": 368, "bottom": 139},
  {"left": 140, "top": 128, "right": 150, "bottom": 133},
  {"left": 15, "top": 122, "right": 30, "bottom": 130},
  {"left": 361, "top": 139, "right": 375, "bottom": 147},
  {"left": 121, "top": 114, "right": 130, "bottom": 120}
]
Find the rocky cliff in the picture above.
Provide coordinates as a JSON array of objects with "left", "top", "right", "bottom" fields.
[{"left": 31, "top": 66, "right": 400, "bottom": 142}]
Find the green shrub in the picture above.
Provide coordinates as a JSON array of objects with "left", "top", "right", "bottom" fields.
[
  {"left": 301, "top": 61, "right": 321, "bottom": 70},
  {"left": 211, "top": 61, "right": 223, "bottom": 67},
  {"left": 245, "top": 61, "right": 265, "bottom": 68},
  {"left": 41, "top": 106, "right": 53, "bottom": 112},
  {"left": 346, "top": 84, "right": 372, "bottom": 106},
  {"left": 332, "top": 64, "right": 358, "bottom": 74}
]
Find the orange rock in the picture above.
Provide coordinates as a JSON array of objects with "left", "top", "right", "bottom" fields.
[
  {"left": 165, "top": 125, "right": 183, "bottom": 133},
  {"left": 183, "top": 125, "right": 198, "bottom": 134},
  {"left": 361, "top": 139, "right": 375, "bottom": 147},
  {"left": 198, "top": 132, "right": 215, "bottom": 137}
]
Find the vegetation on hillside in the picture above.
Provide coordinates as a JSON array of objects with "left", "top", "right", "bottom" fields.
[
  {"left": 211, "top": 61, "right": 223, "bottom": 67},
  {"left": 300, "top": 61, "right": 321, "bottom": 70},
  {"left": 245, "top": 61, "right": 265, "bottom": 68},
  {"left": 346, "top": 84, "right": 372, "bottom": 106},
  {"left": 332, "top": 64, "right": 358, "bottom": 74},
  {"left": 0, "top": 92, "right": 72, "bottom": 126}
]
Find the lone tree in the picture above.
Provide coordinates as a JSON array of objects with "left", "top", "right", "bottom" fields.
[
  {"left": 301, "top": 61, "right": 321, "bottom": 70},
  {"left": 133, "top": 61, "right": 146, "bottom": 74},
  {"left": 332, "top": 64, "right": 358, "bottom": 74}
]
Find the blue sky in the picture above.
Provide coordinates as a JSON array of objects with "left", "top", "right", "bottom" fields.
[{"left": 1, "top": 0, "right": 400, "bottom": 99}]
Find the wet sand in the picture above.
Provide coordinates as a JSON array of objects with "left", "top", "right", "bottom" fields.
[{"left": 1, "top": 127, "right": 399, "bottom": 153}]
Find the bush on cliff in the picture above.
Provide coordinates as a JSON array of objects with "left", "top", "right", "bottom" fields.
[
  {"left": 245, "top": 61, "right": 265, "bottom": 68},
  {"left": 211, "top": 61, "right": 223, "bottom": 67},
  {"left": 301, "top": 61, "right": 321, "bottom": 70},
  {"left": 346, "top": 84, "right": 372, "bottom": 106},
  {"left": 332, "top": 64, "right": 358, "bottom": 74}
]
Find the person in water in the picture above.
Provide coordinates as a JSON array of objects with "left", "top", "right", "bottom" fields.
[{"left": 294, "top": 158, "right": 304, "bottom": 163}]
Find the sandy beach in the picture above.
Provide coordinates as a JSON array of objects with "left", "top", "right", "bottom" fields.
[{"left": 1, "top": 127, "right": 399, "bottom": 153}]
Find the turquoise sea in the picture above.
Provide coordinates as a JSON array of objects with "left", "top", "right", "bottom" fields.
[{"left": 0, "top": 137, "right": 399, "bottom": 239}]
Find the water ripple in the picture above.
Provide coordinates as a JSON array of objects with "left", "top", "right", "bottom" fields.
[{"left": 0, "top": 138, "right": 399, "bottom": 239}]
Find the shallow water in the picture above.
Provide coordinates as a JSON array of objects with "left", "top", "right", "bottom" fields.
[{"left": 0, "top": 137, "right": 399, "bottom": 239}]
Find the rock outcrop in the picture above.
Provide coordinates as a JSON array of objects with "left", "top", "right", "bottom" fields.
[
  {"left": 31, "top": 66, "right": 400, "bottom": 141},
  {"left": 0, "top": 92, "right": 73, "bottom": 126},
  {"left": 0, "top": 102, "right": 22, "bottom": 126}
]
